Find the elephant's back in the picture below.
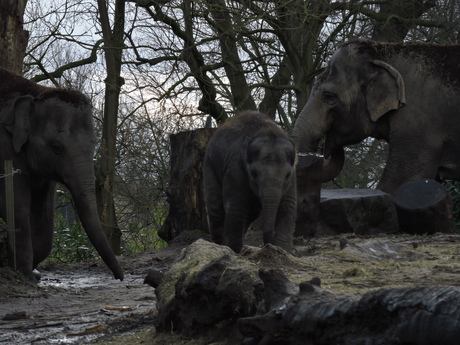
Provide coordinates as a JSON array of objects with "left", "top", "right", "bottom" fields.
[
  {"left": 215, "top": 111, "right": 283, "bottom": 139},
  {"left": 0, "top": 68, "right": 43, "bottom": 106},
  {"left": 0, "top": 68, "right": 89, "bottom": 108},
  {"left": 205, "top": 125, "right": 245, "bottom": 164}
]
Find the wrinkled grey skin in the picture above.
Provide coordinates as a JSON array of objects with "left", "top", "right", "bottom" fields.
[
  {"left": 0, "top": 68, "right": 123, "bottom": 282},
  {"left": 204, "top": 111, "right": 297, "bottom": 253},
  {"left": 292, "top": 40, "right": 460, "bottom": 194}
]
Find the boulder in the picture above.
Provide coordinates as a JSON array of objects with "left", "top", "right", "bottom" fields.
[{"left": 318, "top": 189, "right": 398, "bottom": 235}]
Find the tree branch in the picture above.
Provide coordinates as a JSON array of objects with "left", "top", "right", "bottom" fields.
[
  {"left": 136, "top": 0, "right": 228, "bottom": 122},
  {"left": 31, "top": 39, "right": 104, "bottom": 83}
]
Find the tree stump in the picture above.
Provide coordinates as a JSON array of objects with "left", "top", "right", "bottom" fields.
[
  {"left": 294, "top": 154, "right": 323, "bottom": 238},
  {"left": 318, "top": 189, "right": 398, "bottom": 235},
  {"left": 394, "top": 179, "right": 455, "bottom": 235},
  {"left": 159, "top": 128, "right": 217, "bottom": 242}
]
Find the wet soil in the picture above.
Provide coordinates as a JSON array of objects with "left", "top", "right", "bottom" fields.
[
  {"left": 0, "top": 243, "right": 177, "bottom": 345},
  {"left": 1, "top": 232, "right": 460, "bottom": 344}
]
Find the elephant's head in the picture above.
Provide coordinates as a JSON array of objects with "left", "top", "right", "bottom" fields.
[
  {"left": 291, "top": 42, "right": 406, "bottom": 182},
  {"left": 243, "top": 131, "right": 296, "bottom": 245},
  {"left": 3, "top": 92, "right": 123, "bottom": 280}
]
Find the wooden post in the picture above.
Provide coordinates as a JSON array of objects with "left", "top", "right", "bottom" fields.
[
  {"left": 294, "top": 154, "right": 323, "bottom": 238},
  {"left": 394, "top": 179, "right": 455, "bottom": 235},
  {"left": 4, "top": 160, "right": 16, "bottom": 269}
]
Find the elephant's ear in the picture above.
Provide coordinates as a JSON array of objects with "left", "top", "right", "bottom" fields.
[
  {"left": 241, "top": 136, "right": 252, "bottom": 163},
  {"left": 2, "top": 96, "right": 34, "bottom": 153},
  {"left": 366, "top": 60, "right": 406, "bottom": 122}
]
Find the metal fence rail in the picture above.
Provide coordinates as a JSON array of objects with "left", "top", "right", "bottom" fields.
[{"left": 2, "top": 161, "right": 20, "bottom": 269}]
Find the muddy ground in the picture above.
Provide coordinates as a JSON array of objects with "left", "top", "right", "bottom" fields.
[{"left": 1, "top": 231, "right": 460, "bottom": 344}]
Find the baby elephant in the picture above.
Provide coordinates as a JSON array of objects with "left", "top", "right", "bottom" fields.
[{"left": 204, "top": 111, "right": 297, "bottom": 253}]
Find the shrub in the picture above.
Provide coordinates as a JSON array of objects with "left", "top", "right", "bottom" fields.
[
  {"left": 46, "top": 213, "right": 98, "bottom": 264},
  {"left": 444, "top": 180, "right": 460, "bottom": 228}
]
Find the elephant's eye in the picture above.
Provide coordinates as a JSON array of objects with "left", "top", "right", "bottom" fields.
[
  {"left": 50, "top": 142, "right": 64, "bottom": 155},
  {"left": 250, "top": 169, "right": 258, "bottom": 180},
  {"left": 285, "top": 171, "right": 291, "bottom": 181},
  {"left": 322, "top": 92, "right": 338, "bottom": 106}
]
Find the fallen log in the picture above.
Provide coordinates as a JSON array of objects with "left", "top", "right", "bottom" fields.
[
  {"left": 394, "top": 179, "right": 455, "bottom": 235},
  {"left": 239, "top": 269, "right": 460, "bottom": 345}
]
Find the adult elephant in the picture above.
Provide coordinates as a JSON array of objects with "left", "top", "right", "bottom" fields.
[
  {"left": 291, "top": 40, "right": 460, "bottom": 195},
  {"left": 0, "top": 68, "right": 123, "bottom": 282}
]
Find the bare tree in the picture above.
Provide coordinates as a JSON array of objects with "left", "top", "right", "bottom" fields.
[
  {"left": 128, "top": 0, "right": 446, "bottom": 128},
  {"left": 368, "top": 0, "right": 442, "bottom": 42},
  {"left": 95, "top": 0, "right": 126, "bottom": 254},
  {"left": 17, "top": 0, "right": 456, "bottom": 249},
  {"left": 407, "top": 0, "right": 460, "bottom": 43}
]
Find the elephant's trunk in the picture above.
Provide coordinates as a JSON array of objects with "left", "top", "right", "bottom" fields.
[
  {"left": 321, "top": 146, "right": 345, "bottom": 182},
  {"left": 292, "top": 91, "right": 345, "bottom": 182},
  {"left": 65, "top": 170, "right": 124, "bottom": 281},
  {"left": 291, "top": 92, "right": 328, "bottom": 154},
  {"left": 259, "top": 187, "right": 282, "bottom": 246}
]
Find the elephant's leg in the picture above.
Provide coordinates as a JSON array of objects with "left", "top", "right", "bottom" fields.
[
  {"left": 204, "top": 166, "right": 225, "bottom": 245},
  {"left": 9, "top": 182, "right": 35, "bottom": 281},
  {"left": 223, "top": 197, "right": 250, "bottom": 253},
  {"left": 14, "top": 221, "right": 34, "bottom": 281},
  {"left": 378, "top": 142, "right": 441, "bottom": 194},
  {"left": 30, "top": 183, "right": 55, "bottom": 268},
  {"left": 208, "top": 208, "right": 225, "bottom": 245},
  {"left": 274, "top": 184, "right": 297, "bottom": 253}
]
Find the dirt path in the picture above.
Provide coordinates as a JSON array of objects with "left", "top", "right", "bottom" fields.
[
  {"left": 2, "top": 233, "right": 460, "bottom": 344},
  {"left": 0, "top": 244, "right": 178, "bottom": 345}
]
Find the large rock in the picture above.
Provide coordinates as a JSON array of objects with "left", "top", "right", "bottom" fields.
[
  {"left": 318, "top": 189, "right": 398, "bottom": 235},
  {"left": 154, "top": 239, "right": 260, "bottom": 336}
]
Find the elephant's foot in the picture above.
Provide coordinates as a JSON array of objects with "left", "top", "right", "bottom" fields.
[
  {"left": 32, "top": 269, "right": 42, "bottom": 282},
  {"left": 19, "top": 268, "right": 41, "bottom": 283}
]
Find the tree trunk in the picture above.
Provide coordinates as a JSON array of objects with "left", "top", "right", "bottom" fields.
[
  {"left": 0, "top": 0, "right": 28, "bottom": 74},
  {"left": 0, "top": 0, "right": 28, "bottom": 269},
  {"left": 371, "top": 0, "right": 436, "bottom": 42},
  {"left": 394, "top": 179, "right": 455, "bottom": 235},
  {"left": 208, "top": 0, "right": 257, "bottom": 112},
  {"left": 159, "top": 128, "right": 216, "bottom": 242},
  {"left": 294, "top": 154, "right": 323, "bottom": 238},
  {"left": 95, "top": 0, "right": 125, "bottom": 254}
]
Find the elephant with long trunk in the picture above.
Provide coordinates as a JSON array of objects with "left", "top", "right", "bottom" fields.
[
  {"left": 204, "top": 111, "right": 297, "bottom": 253},
  {"left": 0, "top": 68, "right": 123, "bottom": 282},
  {"left": 292, "top": 40, "right": 460, "bottom": 194}
]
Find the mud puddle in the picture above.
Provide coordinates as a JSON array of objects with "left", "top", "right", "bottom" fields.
[
  {"left": 0, "top": 234, "right": 197, "bottom": 345},
  {"left": 0, "top": 262, "right": 158, "bottom": 344}
]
